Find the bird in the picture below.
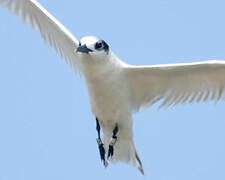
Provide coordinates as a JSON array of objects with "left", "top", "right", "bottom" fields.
[{"left": 1, "top": 0, "right": 225, "bottom": 175}]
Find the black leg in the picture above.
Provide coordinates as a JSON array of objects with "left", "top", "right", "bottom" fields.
[
  {"left": 107, "top": 123, "right": 119, "bottom": 160},
  {"left": 96, "top": 117, "right": 108, "bottom": 167},
  {"left": 96, "top": 117, "right": 101, "bottom": 139}
]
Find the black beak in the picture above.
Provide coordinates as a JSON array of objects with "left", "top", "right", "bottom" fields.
[{"left": 76, "top": 44, "right": 93, "bottom": 54}]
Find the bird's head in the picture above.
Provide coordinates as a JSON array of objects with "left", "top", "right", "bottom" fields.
[{"left": 75, "top": 36, "right": 110, "bottom": 61}]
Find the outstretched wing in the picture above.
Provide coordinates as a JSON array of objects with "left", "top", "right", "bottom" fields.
[
  {"left": 124, "top": 60, "right": 225, "bottom": 111},
  {"left": 0, "top": 0, "right": 80, "bottom": 70}
]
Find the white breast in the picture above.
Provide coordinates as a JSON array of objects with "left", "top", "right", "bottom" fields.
[
  {"left": 89, "top": 71, "right": 130, "bottom": 123},
  {"left": 82, "top": 55, "right": 131, "bottom": 125}
]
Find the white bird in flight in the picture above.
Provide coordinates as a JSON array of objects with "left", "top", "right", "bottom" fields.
[{"left": 1, "top": 0, "right": 225, "bottom": 175}]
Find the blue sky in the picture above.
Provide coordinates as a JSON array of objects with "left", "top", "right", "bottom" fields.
[{"left": 0, "top": 0, "right": 225, "bottom": 179}]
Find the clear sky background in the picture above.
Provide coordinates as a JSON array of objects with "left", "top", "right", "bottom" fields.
[{"left": 0, "top": 0, "right": 225, "bottom": 179}]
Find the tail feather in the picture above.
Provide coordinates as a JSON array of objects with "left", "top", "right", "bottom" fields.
[
  {"left": 135, "top": 151, "right": 144, "bottom": 175},
  {"left": 101, "top": 118, "right": 144, "bottom": 174},
  {"left": 104, "top": 136, "right": 144, "bottom": 175}
]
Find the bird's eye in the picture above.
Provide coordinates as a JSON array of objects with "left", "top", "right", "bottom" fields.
[{"left": 95, "top": 41, "right": 103, "bottom": 50}]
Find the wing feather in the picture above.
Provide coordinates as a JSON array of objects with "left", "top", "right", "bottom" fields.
[
  {"left": 0, "top": 0, "right": 80, "bottom": 71},
  {"left": 124, "top": 60, "right": 225, "bottom": 111}
]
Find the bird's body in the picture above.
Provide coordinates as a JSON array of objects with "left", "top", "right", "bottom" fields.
[
  {"left": 1, "top": 0, "right": 225, "bottom": 174},
  {"left": 82, "top": 51, "right": 127, "bottom": 122},
  {"left": 80, "top": 47, "right": 139, "bottom": 167}
]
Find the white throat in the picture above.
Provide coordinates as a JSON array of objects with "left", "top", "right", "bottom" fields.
[{"left": 80, "top": 51, "right": 125, "bottom": 82}]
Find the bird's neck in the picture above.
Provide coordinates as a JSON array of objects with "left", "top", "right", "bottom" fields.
[{"left": 81, "top": 52, "right": 125, "bottom": 83}]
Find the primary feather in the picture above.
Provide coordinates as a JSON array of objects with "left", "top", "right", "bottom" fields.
[
  {"left": 124, "top": 60, "right": 225, "bottom": 111},
  {"left": 0, "top": 0, "right": 80, "bottom": 70}
]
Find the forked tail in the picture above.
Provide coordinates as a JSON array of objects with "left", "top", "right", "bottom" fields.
[{"left": 104, "top": 134, "right": 144, "bottom": 175}]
